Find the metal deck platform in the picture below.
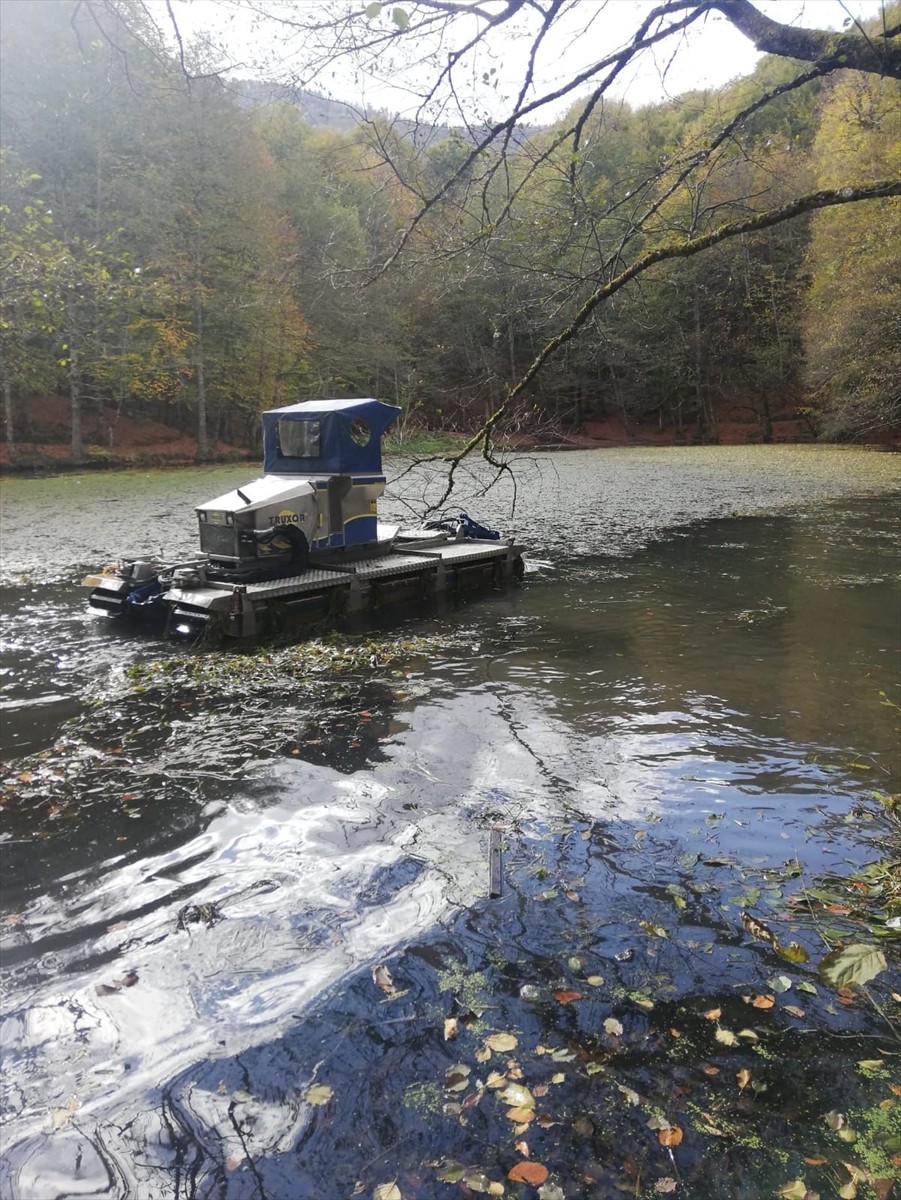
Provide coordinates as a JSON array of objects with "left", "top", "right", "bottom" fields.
[{"left": 161, "top": 537, "right": 521, "bottom": 639}]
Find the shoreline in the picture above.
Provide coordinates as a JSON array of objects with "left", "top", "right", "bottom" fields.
[
  {"left": 2, "top": 409, "right": 898, "bottom": 478},
  {"left": 2, "top": 430, "right": 898, "bottom": 477}
]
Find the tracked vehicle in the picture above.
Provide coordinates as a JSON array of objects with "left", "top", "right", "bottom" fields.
[{"left": 85, "top": 398, "right": 524, "bottom": 640}]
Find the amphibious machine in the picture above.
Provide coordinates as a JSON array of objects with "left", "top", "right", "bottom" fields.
[{"left": 86, "top": 398, "right": 524, "bottom": 640}]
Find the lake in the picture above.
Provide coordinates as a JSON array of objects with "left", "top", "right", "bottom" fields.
[{"left": 1, "top": 445, "right": 899, "bottom": 1199}]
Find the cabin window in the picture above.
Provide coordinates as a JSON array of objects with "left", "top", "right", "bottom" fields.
[
  {"left": 349, "top": 417, "right": 371, "bottom": 447},
  {"left": 277, "top": 419, "right": 320, "bottom": 458}
]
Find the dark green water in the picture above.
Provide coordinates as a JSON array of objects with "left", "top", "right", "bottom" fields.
[{"left": 0, "top": 446, "right": 899, "bottom": 1199}]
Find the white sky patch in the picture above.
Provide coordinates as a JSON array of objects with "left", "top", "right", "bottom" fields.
[{"left": 162, "top": 0, "right": 888, "bottom": 121}]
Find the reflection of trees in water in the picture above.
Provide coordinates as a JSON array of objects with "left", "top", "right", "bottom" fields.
[{"left": 78, "top": 812, "right": 890, "bottom": 1200}]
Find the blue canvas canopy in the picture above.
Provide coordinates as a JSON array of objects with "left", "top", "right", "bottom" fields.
[{"left": 262, "top": 398, "right": 401, "bottom": 475}]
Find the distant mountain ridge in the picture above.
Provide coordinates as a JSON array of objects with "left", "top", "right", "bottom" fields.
[{"left": 234, "top": 78, "right": 537, "bottom": 147}]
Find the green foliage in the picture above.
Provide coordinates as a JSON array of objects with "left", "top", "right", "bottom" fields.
[
  {"left": 819, "top": 942, "right": 888, "bottom": 988},
  {"left": 803, "top": 68, "right": 901, "bottom": 440},
  {"left": 0, "top": 0, "right": 897, "bottom": 457}
]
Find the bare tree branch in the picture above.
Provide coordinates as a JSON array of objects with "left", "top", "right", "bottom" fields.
[{"left": 427, "top": 178, "right": 901, "bottom": 510}]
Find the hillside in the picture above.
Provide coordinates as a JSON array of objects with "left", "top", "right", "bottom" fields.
[{"left": 1, "top": 397, "right": 250, "bottom": 471}]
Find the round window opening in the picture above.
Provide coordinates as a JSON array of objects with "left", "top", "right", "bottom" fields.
[{"left": 349, "top": 417, "right": 371, "bottom": 447}]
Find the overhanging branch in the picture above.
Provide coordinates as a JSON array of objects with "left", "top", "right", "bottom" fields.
[
  {"left": 427, "top": 178, "right": 901, "bottom": 509},
  {"left": 712, "top": 0, "right": 901, "bottom": 78}
]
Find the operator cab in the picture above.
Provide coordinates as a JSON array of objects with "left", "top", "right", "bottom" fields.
[{"left": 196, "top": 398, "right": 401, "bottom": 580}]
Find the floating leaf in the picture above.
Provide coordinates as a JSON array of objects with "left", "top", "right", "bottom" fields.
[
  {"left": 373, "top": 966, "right": 393, "bottom": 991},
  {"left": 842, "top": 1163, "right": 867, "bottom": 1189},
  {"left": 304, "top": 1084, "right": 332, "bottom": 1106},
  {"left": 586, "top": 975, "right": 604, "bottom": 987},
  {"left": 506, "top": 1106, "right": 535, "bottom": 1124},
  {"left": 604, "top": 1017, "right": 623, "bottom": 1036},
  {"left": 617, "top": 1084, "right": 640, "bottom": 1105},
  {"left": 550, "top": 1047, "right": 575, "bottom": 1062},
  {"left": 736, "top": 1068, "right": 751, "bottom": 1090},
  {"left": 777, "top": 941, "right": 810, "bottom": 964},
  {"left": 446, "top": 1064, "right": 471, "bottom": 1092},
  {"left": 538, "top": 1184, "right": 565, "bottom": 1200},
  {"left": 820, "top": 943, "right": 887, "bottom": 988},
  {"left": 778, "top": 1183, "right": 808, "bottom": 1200},
  {"left": 486, "top": 1071, "right": 507, "bottom": 1089},
  {"left": 783, "top": 1005, "right": 805, "bottom": 1018},
  {"left": 507, "top": 1162, "right": 548, "bottom": 1185},
  {"left": 374, "top": 1184, "right": 402, "bottom": 1200},
  {"left": 715, "top": 1026, "right": 738, "bottom": 1046},
  {"left": 435, "top": 1162, "right": 465, "bottom": 1182},
  {"left": 372, "top": 964, "right": 408, "bottom": 1000},
  {"left": 741, "top": 912, "right": 778, "bottom": 946},
  {"left": 485, "top": 1033, "right": 517, "bottom": 1053},
  {"left": 751, "top": 994, "right": 776, "bottom": 1009},
  {"left": 638, "top": 920, "right": 668, "bottom": 938},
  {"left": 232, "top": 1090, "right": 252, "bottom": 1103},
  {"left": 364, "top": 1, "right": 382, "bottom": 16},
  {"left": 768, "top": 975, "right": 793, "bottom": 993},
  {"left": 658, "top": 1126, "right": 683, "bottom": 1147},
  {"left": 391, "top": 6, "right": 409, "bottom": 29},
  {"left": 462, "top": 1168, "right": 495, "bottom": 1193},
  {"left": 553, "top": 990, "right": 582, "bottom": 1004},
  {"left": 48, "top": 1097, "right": 78, "bottom": 1129},
  {"left": 654, "top": 1181, "right": 677, "bottom": 1194},
  {"left": 500, "top": 1083, "right": 534, "bottom": 1109},
  {"left": 703, "top": 1007, "right": 722, "bottom": 1021},
  {"left": 797, "top": 981, "right": 818, "bottom": 995}
]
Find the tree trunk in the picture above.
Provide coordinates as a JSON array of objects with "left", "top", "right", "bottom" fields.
[
  {"left": 2, "top": 377, "right": 14, "bottom": 452},
  {"left": 69, "top": 346, "right": 84, "bottom": 463},
  {"left": 693, "top": 288, "right": 718, "bottom": 443},
  {"left": 195, "top": 287, "right": 209, "bottom": 461}
]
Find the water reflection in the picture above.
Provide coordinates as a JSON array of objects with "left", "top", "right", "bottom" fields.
[{"left": 1, "top": 451, "right": 899, "bottom": 1197}]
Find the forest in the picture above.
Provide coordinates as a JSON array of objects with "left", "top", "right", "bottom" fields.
[{"left": 0, "top": 0, "right": 898, "bottom": 466}]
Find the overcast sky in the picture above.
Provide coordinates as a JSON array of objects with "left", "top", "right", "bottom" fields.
[{"left": 167, "top": 0, "right": 888, "bottom": 118}]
